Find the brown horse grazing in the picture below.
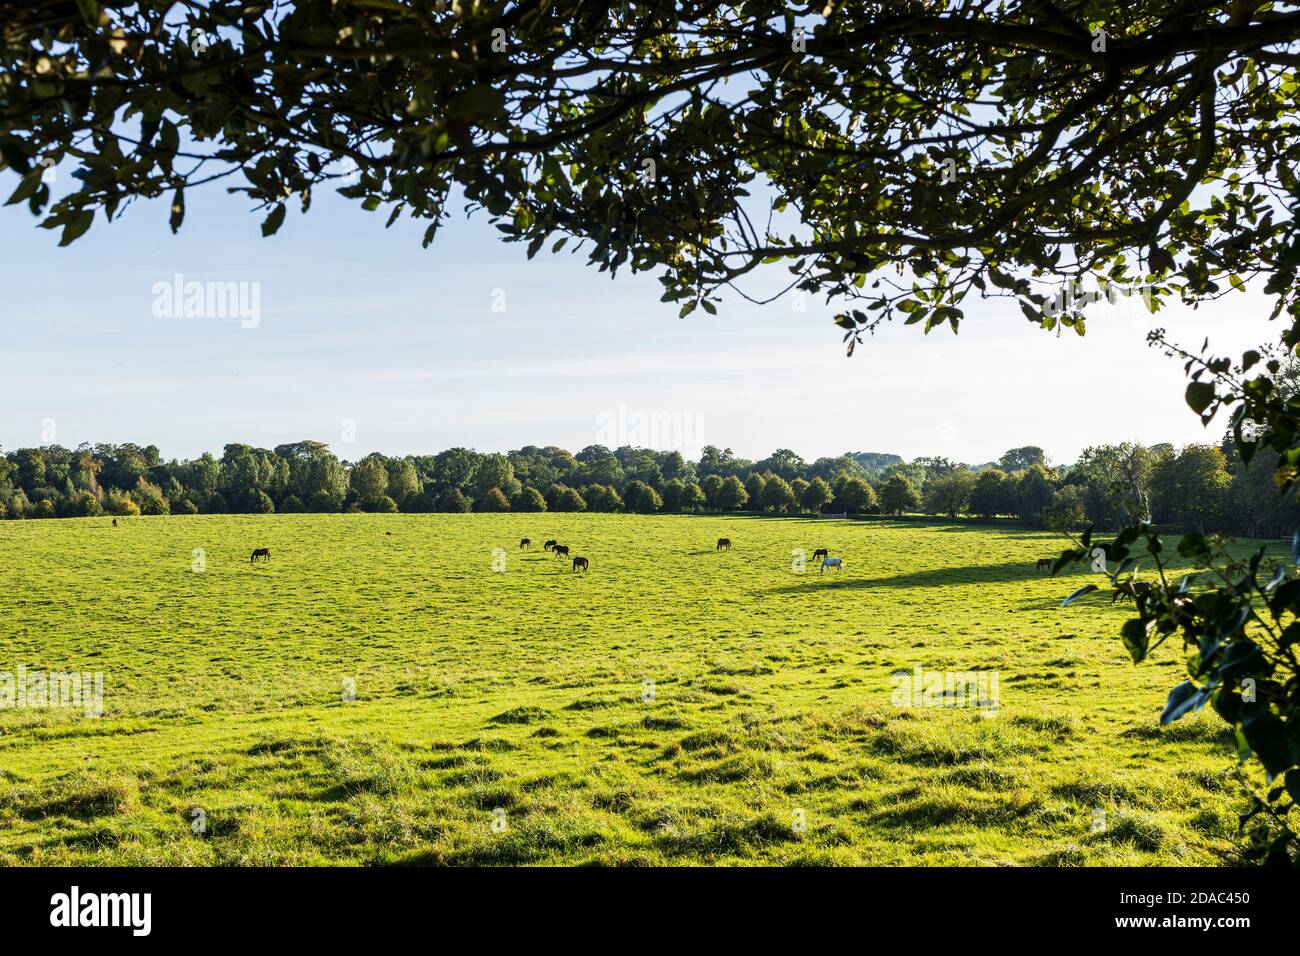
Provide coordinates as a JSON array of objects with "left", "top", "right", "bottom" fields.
[
  {"left": 250, "top": 547, "right": 271, "bottom": 563},
  {"left": 553, "top": 545, "right": 570, "bottom": 559},
  {"left": 812, "top": 548, "right": 829, "bottom": 561},
  {"left": 1035, "top": 558, "right": 1053, "bottom": 572},
  {"left": 716, "top": 538, "right": 732, "bottom": 551},
  {"left": 520, "top": 538, "right": 531, "bottom": 549},
  {"left": 111, "top": 518, "right": 117, "bottom": 527},
  {"left": 1112, "top": 580, "right": 1152, "bottom": 605},
  {"left": 572, "top": 556, "right": 589, "bottom": 573},
  {"left": 543, "top": 539, "right": 557, "bottom": 551}
]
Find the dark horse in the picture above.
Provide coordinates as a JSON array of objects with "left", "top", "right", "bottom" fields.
[
  {"left": 111, "top": 518, "right": 117, "bottom": 527},
  {"left": 543, "top": 539, "right": 557, "bottom": 552},
  {"left": 572, "top": 556, "right": 589, "bottom": 573},
  {"left": 1035, "top": 558, "right": 1053, "bottom": 572},
  {"left": 520, "top": 538, "right": 531, "bottom": 549},
  {"left": 716, "top": 538, "right": 732, "bottom": 551},
  {"left": 1112, "top": 580, "right": 1152, "bottom": 605},
  {"left": 250, "top": 547, "right": 271, "bottom": 563},
  {"left": 553, "top": 545, "right": 570, "bottom": 559},
  {"left": 812, "top": 548, "right": 829, "bottom": 561}
]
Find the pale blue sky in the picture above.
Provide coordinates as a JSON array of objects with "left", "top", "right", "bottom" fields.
[{"left": 0, "top": 171, "right": 1280, "bottom": 465}]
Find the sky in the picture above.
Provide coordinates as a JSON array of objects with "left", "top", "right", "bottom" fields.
[{"left": 0, "top": 170, "right": 1282, "bottom": 467}]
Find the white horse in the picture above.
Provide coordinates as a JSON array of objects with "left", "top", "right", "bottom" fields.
[{"left": 820, "top": 557, "right": 843, "bottom": 573}]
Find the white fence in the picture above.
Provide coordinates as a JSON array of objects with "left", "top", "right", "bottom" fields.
[{"left": 817, "top": 512, "right": 848, "bottom": 519}]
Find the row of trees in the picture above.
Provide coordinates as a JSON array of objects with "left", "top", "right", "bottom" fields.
[
  {"left": 920, "top": 441, "right": 1299, "bottom": 538},
  {"left": 0, "top": 440, "right": 883, "bottom": 519},
  {"left": 0, "top": 439, "right": 1293, "bottom": 537}
]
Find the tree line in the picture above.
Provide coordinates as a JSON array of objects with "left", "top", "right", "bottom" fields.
[{"left": 0, "top": 438, "right": 1293, "bottom": 538}]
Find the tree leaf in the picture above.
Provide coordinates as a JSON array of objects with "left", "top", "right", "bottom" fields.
[
  {"left": 1120, "top": 617, "right": 1151, "bottom": 663},
  {"left": 260, "top": 204, "right": 286, "bottom": 236},
  {"left": 1061, "top": 584, "right": 1098, "bottom": 607},
  {"left": 169, "top": 188, "right": 185, "bottom": 234},
  {"left": 1185, "top": 381, "right": 1215, "bottom": 415},
  {"left": 58, "top": 210, "right": 93, "bottom": 246},
  {"left": 1160, "top": 680, "right": 1210, "bottom": 724}
]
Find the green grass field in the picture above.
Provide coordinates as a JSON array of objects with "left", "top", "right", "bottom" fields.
[{"left": 0, "top": 513, "right": 1269, "bottom": 865}]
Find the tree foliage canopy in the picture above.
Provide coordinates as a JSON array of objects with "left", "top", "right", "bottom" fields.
[{"left": 6, "top": 1, "right": 1300, "bottom": 344}]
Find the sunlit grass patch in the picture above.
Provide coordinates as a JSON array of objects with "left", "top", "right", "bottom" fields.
[{"left": 0, "top": 513, "right": 1265, "bottom": 864}]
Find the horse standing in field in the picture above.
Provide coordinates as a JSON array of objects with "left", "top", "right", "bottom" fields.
[
  {"left": 1035, "top": 558, "right": 1053, "bottom": 572},
  {"left": 250, "top": 547, "right": 271, "bottom": 563},
  {"left": 572, "top": 556, "right": 589, "bottom": 573},
  {"left": 112, "top": 518, "right": 117, "bottom": 527},
  {"left": 520, "top": 538, "right": 531, "bottom": 549},
  {"left": 820, "top": 556, "right": 843, "bottom": 573},
  {"left": 1112, "top": 580, "right": 1152, "bottom": 605},
  {"left": 812, "top": 548, "right": 829, "bottom": 562},
  {"left": 553, "top": 544, "right": 570, "bottom": 559},
  {"left": 716, "top": 538, "right": 732, "bottom": 551},
  {"left": 543, "top": 539, "right": 557, "bottom": 552}
]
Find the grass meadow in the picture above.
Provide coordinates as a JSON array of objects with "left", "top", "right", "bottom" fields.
[{"left": 0, "top": 513, "right": 1270, "bottom": 865}]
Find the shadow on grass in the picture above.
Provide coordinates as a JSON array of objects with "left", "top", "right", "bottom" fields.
[{"left": 765, "top": 558, "right": 1096, "bottom": 593}]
